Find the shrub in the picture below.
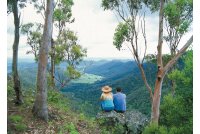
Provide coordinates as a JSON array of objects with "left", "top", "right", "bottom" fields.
[
  {"left": 15, "top": 123, "right": 27, "bottom": 132},
  {"left": 143, "top": 123, "right": 168, "bottom": 134},
  {"left": 9, "top": 115, "right": 23, "bottom": 123},
  {"left": 100, "top": 128, "right": 110, "bottom": 134},
  {"left": 48, "top": 90, "right": 63, "bottom": 103},
  {"left": 59, "top": 122, "right": 79, "bottom": 134}
]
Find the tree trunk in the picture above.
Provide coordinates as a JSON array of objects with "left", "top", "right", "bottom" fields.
[
  {"left": 50, "top": 38, "right": 55, "bottom": 87},
  {"left": 32, "top": 0, "right": 54, "bottom": 121},
  {"left": 151, "top": 0, "right": 164, "bottom": 124},
  {"left": 12, "top": 0, "right": 23, "bottom": 105},
  {"left": 151, "top": 76, "right": 164, "bottom": 124}
]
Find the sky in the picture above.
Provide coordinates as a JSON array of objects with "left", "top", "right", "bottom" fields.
[{"left": 7, "top": 0, "right": 192, "bottom": 60}]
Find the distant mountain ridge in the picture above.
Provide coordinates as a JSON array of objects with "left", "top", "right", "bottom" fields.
[{"left": 85, "top": 60, "right": 136, "bottom": 78}]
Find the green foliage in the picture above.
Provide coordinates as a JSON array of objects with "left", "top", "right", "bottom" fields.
[
  {"left": 21, "top": 23, "right": 43, "bottom": 61},
  {"left": 143, "top": 123, "right": 168, "bottom": 134},
  {"left": 21, "top": 23, "right": 34, "bottom": 34},
  {"left": 79, "top": 113, "right": 86, "bottom": 120},
  {"left": 163, "top": 0, "right": 193, "bottom": 54},
  {"left": 15, "top": 123, "right": 27, "bottom": 132},
  {"left": 159, "top": 51, "right": 193, "bottom": 134},
  {"left": 7, "top": 77, "right": 15, "bottom": 96},
  {"left": 54, "top": 29, "right": 87, "bottom": 87},
  {"left": 164, "top": 0, "right": 192, "bottom": 31},
  {"left": 66, "top": 122, "right": 79, "bottom": 134},
  {"left": 160, "top": 94, "right": 186, "bottom": 126},
  {"left": 113, "top": 21, "right": 131, "bottom": 50},
  {"left": 48, "top": 90, "right": 69, "bottom": 111},
  {"left": 168, "top": 127, "right": 185, "bottom": 134},
  {"left": 102, "top": 0, "right": 145, "bottom": 11},
  {"left": 9, "top": 115, "right": 27, "bottom": 132},
  {"left": 9, "top": 115, "right": 23, "bottom": 123},
  {"left": 54, "top": 9, "right": 64, "bottom": 21},
  {"left": 66, "top": 65, "right": 81, "bottom": 79},
  {"left": 53, "top": 0, "right": 74, "bottom": 27},
  {"left": 59, "top": 122, "right": 79, "bottom": 134},
  {"left": 102, "top": 0, "right": 120, "bottom": 10},
  {"left": 48, "top": 90, "right": 63, "bottom": 103},
  {"left": 55, "top": 29, "right": 87, "bottom": 65},
  {"left": 98, "top": 118, "right": 125, "bottom": 134},
  {"left": 168, "top": 51, "right": 193, "bottom": 87},
  {"left": 100, "top": 129, "right": 110, "bottom": 134}
]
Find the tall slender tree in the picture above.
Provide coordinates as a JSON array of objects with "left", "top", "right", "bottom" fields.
[
  {"left": 32, "top": 0, "right": 54, "bottom": 121},
  {"left": 12, "top": 0, "right": 23, "bottom": 104},
  {"left": 7, "top": 0, "right": 27, "bottom": 105}
]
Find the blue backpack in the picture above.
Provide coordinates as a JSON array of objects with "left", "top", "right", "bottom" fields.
[{"left": 101, "top": 99, "right": 114, "bottom": 111}]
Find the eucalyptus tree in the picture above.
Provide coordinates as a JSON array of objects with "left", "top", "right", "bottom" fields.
[
  {"left": 102, "top": 0, "right": 193, "bottom": 124},
  {"left": 21, "top": 22, "right": 43, "bottom": 61},
  {"left": 50, "top": 0, "right": 74, "bottom": 87},
  {"left": 7, "top": 0, "right": 27, "bottom": 105},
  {"left": 32, "top": 0, "right": 54, "bottom": 121},
  {"left": 54, "top": 29, "right": 87, "bottom": 89}
]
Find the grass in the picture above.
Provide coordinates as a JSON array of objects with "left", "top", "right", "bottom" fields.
[
  {"left": 15, "top": 123, "right": 27, "bottom": 132},
  {"left": 8, "top": 114, "right": 27, "bottom": 132},
  {"left": 71, "top": 73, "right": 103, "bottom": 84},
  {"left": 9, "top": 115, "right": 23, "bottom": 123}
]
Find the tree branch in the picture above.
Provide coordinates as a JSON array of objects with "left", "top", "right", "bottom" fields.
[{"left": 163, "top": 35, "right": 193, "bottom": 75}]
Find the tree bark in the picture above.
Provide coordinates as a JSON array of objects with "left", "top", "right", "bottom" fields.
[
  {"left": 50, "top": 38, "right": 55, "bottom": 87},
  {"left": 151, "top": 0, "right": 164, "bottom": 125},
  {"left": 12, "top": 0, "right": 23, "bottom": 105},
  {"left": 32, "top": 0, "right": 54, "bottom": 121}
]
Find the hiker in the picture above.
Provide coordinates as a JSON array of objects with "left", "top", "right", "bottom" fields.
[
  {"left": 100, "top": 86, "right": 114, "bottom": 112},
  {"left": 113, "top": 87, "right": 126, "bottom": 113}
]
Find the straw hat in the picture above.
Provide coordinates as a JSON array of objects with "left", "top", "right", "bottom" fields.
[{"left": 101, "top": 86, "right": 112, "bottom": 93}]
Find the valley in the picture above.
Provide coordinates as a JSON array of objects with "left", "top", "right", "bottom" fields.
[{"left": 8, "top": 58, "right": 162, "bottom": 117}]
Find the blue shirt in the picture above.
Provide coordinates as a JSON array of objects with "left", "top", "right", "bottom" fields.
[
  {"left": 101, "top": 99, "right": 114, "bottom": 111},
  {"left": 113, "top": 92, "right": 126, "bottom": 112}
]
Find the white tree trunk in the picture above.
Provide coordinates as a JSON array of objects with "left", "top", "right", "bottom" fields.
[{"left": 32, "top": 0, "right": 54, "bottom": 121}]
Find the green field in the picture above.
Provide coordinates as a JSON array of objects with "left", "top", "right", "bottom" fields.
[{"left": 71, "top": 73, "right": 104, "bottom": 84}]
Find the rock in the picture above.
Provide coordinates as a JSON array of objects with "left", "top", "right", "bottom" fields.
[
  {"left": 125, "top": 110, "right": 149, "bottom": 134},
  {"left": 96, "top": 110, "right": 149, "bottom": 134}
]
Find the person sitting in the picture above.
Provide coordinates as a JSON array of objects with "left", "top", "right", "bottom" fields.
[
  {"left": 100, "top": 86, "right": 114, "bottom": 112},
  {"left": 113, "top": 87, "right": 126, "bottom": 113}
]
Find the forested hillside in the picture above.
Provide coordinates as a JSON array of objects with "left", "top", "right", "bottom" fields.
[{"left": 8, "top": 59, "right": 163, "bottom": 116}]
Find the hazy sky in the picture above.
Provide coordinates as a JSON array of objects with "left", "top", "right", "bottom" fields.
[{"left": 7, "top": 0, "right": 192, "bottom": 59}]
